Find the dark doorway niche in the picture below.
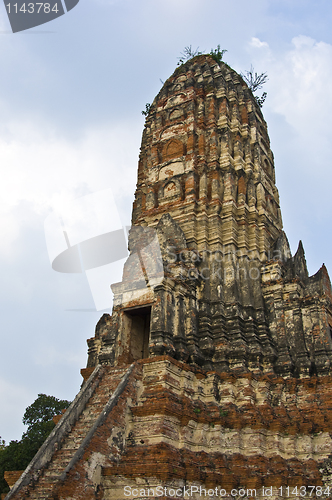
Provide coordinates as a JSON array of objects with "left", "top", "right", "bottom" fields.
[{"left": 124, "top": 306, "right": 151, "bottom": 360}]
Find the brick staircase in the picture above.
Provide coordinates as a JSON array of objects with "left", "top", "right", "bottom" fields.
[{"left": 6, "top": 365, "right": 133, "bottom": 500}]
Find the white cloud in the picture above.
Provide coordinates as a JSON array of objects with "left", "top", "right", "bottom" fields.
[
  {"left": 250, "top": 37, "right": 269, "bottom": 49},
  {"left": 245, "top": 34, "right": 332, "bottom": 273},
  {"left": 246, "top": 34, "right": 332, "bottom": 173},
  {"left": 268, "top": 35, "right": 332, "bottom": 134}
]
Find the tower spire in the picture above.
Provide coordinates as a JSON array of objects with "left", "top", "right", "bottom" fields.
[
  {"left": 87, "top": 54, "right": 332, "bottom": 378},
  {"left": 133, "top": 55, "right": 282, "bottom": 261}
]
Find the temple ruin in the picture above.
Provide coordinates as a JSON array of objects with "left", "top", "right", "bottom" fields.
[{"left": 5, "top": 54, "right": 332, "bottom": 500}]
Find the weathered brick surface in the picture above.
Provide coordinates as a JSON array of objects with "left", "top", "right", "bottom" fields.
[
  {"left": 6, "top": 358, "right": 332, "bottom": 499},
  {"left": 101, "top": 358, "right": 332, "bottom": 499},
  {"left": 3, "top": 473, "right": 23, "bottom": 490},
  {"left": 103, "top": 443, "right": 323, "bottom": 487}
]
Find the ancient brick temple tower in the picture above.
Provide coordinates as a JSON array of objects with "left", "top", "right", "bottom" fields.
[
  {"left": 6, "top": 55, "right": 332, "bottom": 500},
  {"left": 87, "top": 54, "right": 332, "bottom": 378}
]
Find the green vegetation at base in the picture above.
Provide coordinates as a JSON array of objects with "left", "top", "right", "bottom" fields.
[{"left": 0, "top": 394, "right": 71, "bottom": 496}]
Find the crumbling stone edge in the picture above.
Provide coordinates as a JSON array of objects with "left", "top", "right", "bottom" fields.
[
  {"left": 59, "top": 363, "right": 135, "bottom": 481},
  {"left": 5, "top": 364, "right": 105, "bottom": 500}
]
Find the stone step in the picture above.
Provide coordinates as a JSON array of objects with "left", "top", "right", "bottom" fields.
[
  {"left": 61, "top": 442, "right": 81, "bottom": 451},
  {"left": 66, "top": 422, "right": 95, "bottom": 435},
  {"left": 44, "top": 469, "right": 66, "bottom": 478},
  {"left": 45, "top": 457, "right": 72, "bottom": 472},
  {"left": 28, "top": 484, "right": 54, "bottom": 499}
]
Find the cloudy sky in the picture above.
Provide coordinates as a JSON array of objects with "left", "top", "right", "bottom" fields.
[{"left": 0, "top": 0, "right": 332, "bottom": 442}]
